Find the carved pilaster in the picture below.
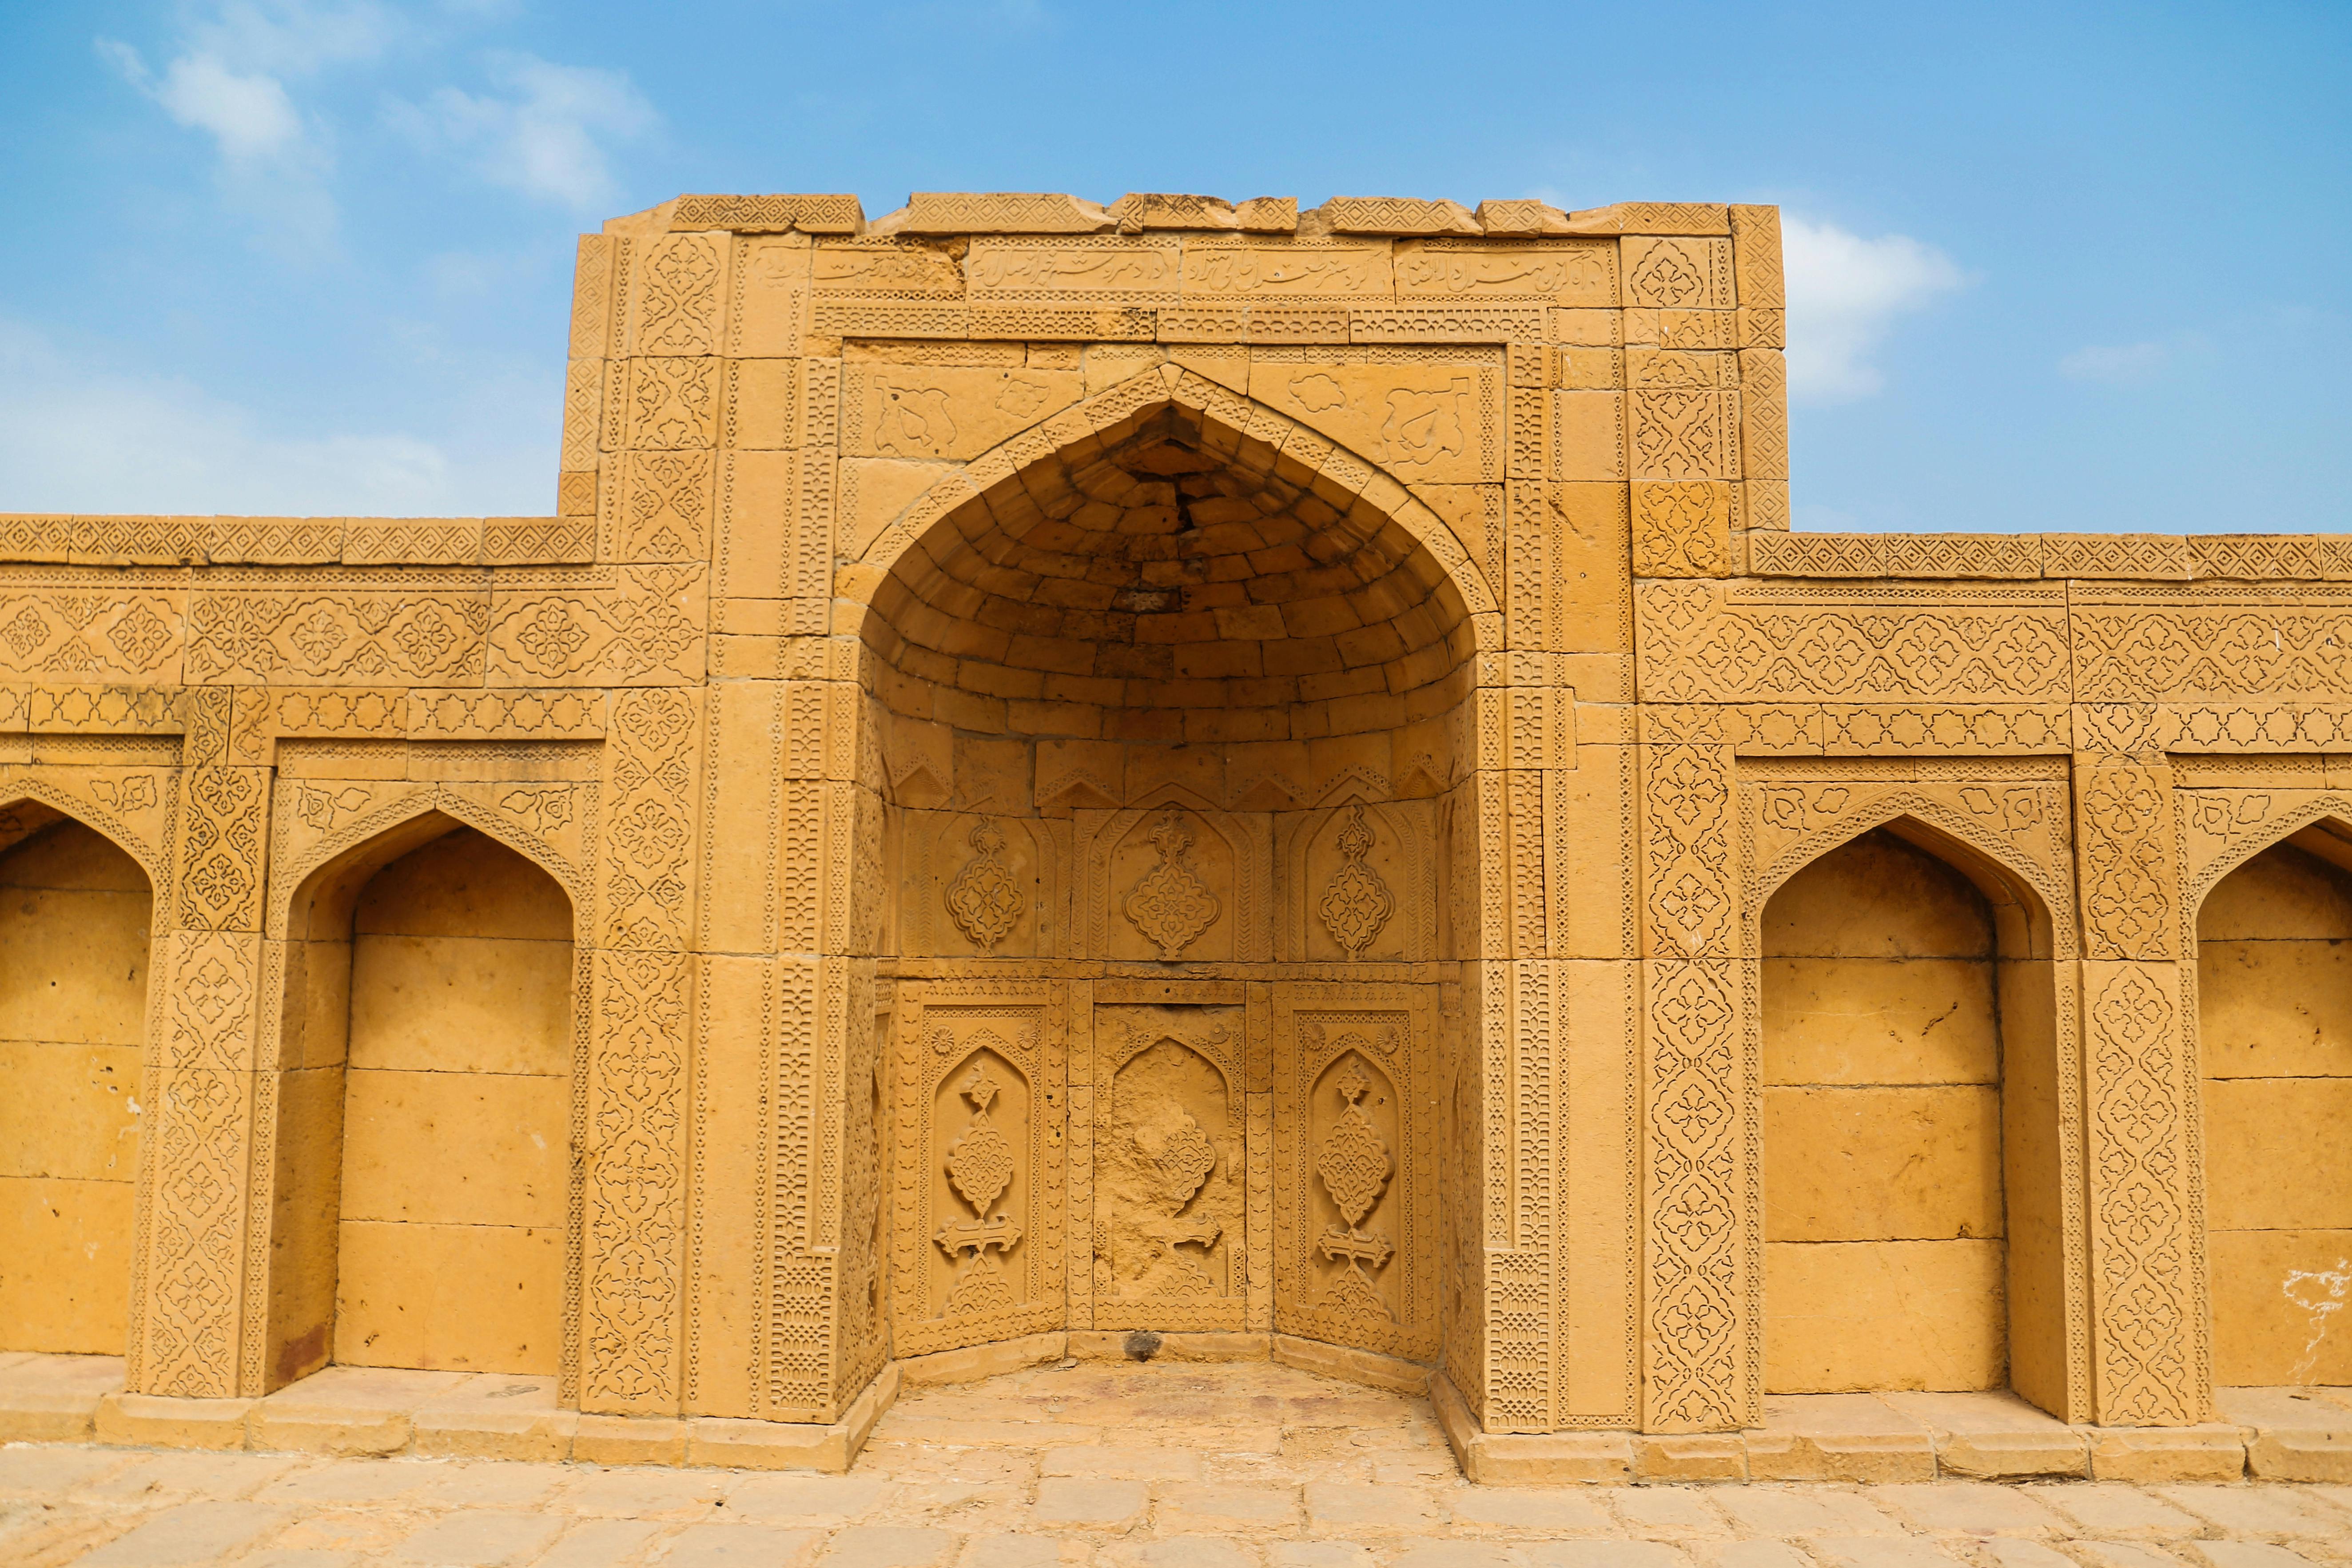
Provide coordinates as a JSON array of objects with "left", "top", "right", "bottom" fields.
[
  {"left": 129, "top": 688, "right": 274, "bottom": 1397},
  {"left": 2073, "top": 736, "right": 2205, "bottom": 1425}
]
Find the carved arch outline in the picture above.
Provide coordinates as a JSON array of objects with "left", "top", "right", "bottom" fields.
[
  {"left": 0, "top": 772, "right": 174, "bottom": 895},
  {"left": 2177, "top": 789, "right": 2352, "bottom": 937},
  {"left": 1736, "top": 770, "right": 2091, "bottom": 1422},
  {"left": 841, "top": 364, "right": 1501, "bottom": 641},
  {"left": 1746, "top": 784, "right": 2072, "bottom": 960},
  {"left": 269, "top": 781, "right": 587, "bottom": 942}
]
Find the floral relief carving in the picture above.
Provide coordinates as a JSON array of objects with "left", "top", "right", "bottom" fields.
[
  {"left": 935, "top": 1056, "right": 1023, "bottom": 1316},
  {"left": 943, "top": 819, "right": 1023, "bottom": 954},
  {"left": 1317, "top": 804, "right": 1394, "bottom": 959},
  {"left": 1094, "top": 1015, "right": 1244, "bottom": 1326},
  {"left": 1312, "top": 1056, "right": 1396, "bottom": 1321},
  {"left": 1122, "top": 808, "right": 1221, "bottom": 959}
]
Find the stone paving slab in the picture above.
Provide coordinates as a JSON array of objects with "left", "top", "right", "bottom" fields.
[{"left": 0, "top": 1362, "right": 2347, "bottom": 1565}]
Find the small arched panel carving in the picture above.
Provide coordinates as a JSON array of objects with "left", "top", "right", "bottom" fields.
[
  {"left": 1273, "top": 983, "right": 1438, "bottom": 1361},
  {"left": 1074, "top": 802, "right": 1270, "bottom": 963},
  {"left": 1277, "top": 798, "right": 1437, "bottom": 962},
  {"left": 899, "top": 810, "right": 1060, "bottom": 959},
  {"left": 887, "top": 979, "right": 1066, "bottom": 1357}
]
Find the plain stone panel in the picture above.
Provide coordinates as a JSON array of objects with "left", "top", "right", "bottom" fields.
[
  {"left": 2204, "top": 1078, "right": 2352, "bottom": 1230},
  {"left": 1763, "top": 1085, "right": 2002, "bottom": 1242},
  {"left": 0, "top": 1175, "right": 135, "bottom": 1351},
  {"left": 1762, "top": 956, "right": 2000, "bottom": 1086},
  {"left": 334, "top": 1219, "right": 563, "bottom": 1375},
  {"left": 2205, "top": 1226, "right": 2352, "bottom": 1386},
  {"left": 0, "top": 1041, "right": 141, "bottom": 1181},
  {"left": 0, "top": 824, "right": 151, "bottom": 1047},
  {"left": 1764, "top": 1238, "right": 2006, "bottom": 1393},
  {"left": 2200, "top": 938, "right": 2352, "bottom": 1079},
  {"left": 347, "top": 935, "right": 574, "bottom": 1076},
  {"left": 2198, "top": 841, "right": 2352, "bottom": 943},
  {"left": 339, "top": 1069, "right": 568, "bottom": 1229}
]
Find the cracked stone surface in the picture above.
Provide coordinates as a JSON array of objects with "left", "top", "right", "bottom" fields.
[{"left": 4, "top": 1363, "right": 2348, "bottom": 1566}]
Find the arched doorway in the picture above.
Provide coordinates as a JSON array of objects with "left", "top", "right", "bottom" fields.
[
  {"left": 0, "top": 809, "right": 152, "bottom": 1353},
  {"left": 2197, "top": 826, "right": 2352, "bottom": 1387},
  {"left": 266, "top": 814, "right": 575, "bottom": 1388},
  {"left": 862, "top": 393, "right": 1485, "bottom": 1377},
  {"left": 1758, "top": 820, "right": 2067, "bottom": 1410}
]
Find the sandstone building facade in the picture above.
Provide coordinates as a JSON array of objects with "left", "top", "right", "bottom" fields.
[{"left": 1, "top": 191, "right": 2347, "bottom": 1454}]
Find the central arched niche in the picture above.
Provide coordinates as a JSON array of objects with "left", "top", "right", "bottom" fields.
[
  {"left": 1759, "top": 820, "right": 2066, "bottom": 1412},
  {"left": 867, "top": 395, "right": 1476, "bottom": 1373}
]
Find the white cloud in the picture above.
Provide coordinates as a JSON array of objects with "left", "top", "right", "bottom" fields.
[
  {"left": 0, "top": 321, "right": 542, "bottom": 516},
  {"left": 188, "top": 0, "right": 398, "bottom": 74},
  {"left": 99, "top": 2, "right": 395, "bottom": 164},
  {"left": 391, "top": 55, "right": 655, "bottom": 210},
  {"left": 2059, "top": 341, "right": 2169, "bottom": 386},
  {"left": 100, "top": 40, "right": 313, "bottom": 169},
  {"left": 1782, "top": 216, "right": 1967, "bottom": 404}
]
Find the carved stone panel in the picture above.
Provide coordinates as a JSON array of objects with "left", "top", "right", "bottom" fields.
[
  {"left": 1073, "top": 804, "right": 1271, "bottom": 962},
  {"left": 897, "top": 810, "right": 1060, "bottom": 959},
  {"left": 889, "top": 980, "right": 1067, "bottom": 1357},
  {"left": 1273, "top": 983, "right": 1439, "bottom": 1361},
  {"left": 1276, "top": 800, "right": 1438, "bottom": 962},
  {"left": 1088, "top": 1001, "right": 1250, "bottom": 1332}
]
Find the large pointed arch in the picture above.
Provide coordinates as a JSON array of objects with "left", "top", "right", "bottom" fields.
[
  {"left": 838, "top": 364, "right": 1502, "bottom": 642},
  {"left": 2183, "top": 796, "right": 2352, "bottom": 1389}
]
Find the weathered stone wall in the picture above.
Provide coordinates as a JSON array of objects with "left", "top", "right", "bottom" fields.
[{"left": 0, "top": 188, "right": 2345, "bottom": 1437}]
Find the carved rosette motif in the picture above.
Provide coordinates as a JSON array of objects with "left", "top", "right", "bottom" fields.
[
  {"left": 1317, "top": 804, "right": 1394, "bottom": 959},
  {"left": 943, "top": 818, "right": 1023, "bottom": 954},
  {"left": 1122, "top": 809, "right": 1220, "bottom": 959}
]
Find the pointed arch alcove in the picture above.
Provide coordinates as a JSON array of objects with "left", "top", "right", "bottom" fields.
[
  {"left": 2189, "top": 811, "right": 2352, "bottom": 1389},
  {"left": 0, "top": 802, "right": 155, "bottom": 1354},
  {"left": 264, "top": 808, "right": 579, "bottom": 1390},
  {"left": 858, "top": 376, "right": 1490, "bottom": 1385},
  {"left": 1754, "top": 809, "right": 2074, "bottom": 1416}
]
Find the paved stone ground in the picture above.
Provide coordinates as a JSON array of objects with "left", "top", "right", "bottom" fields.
[{"left": 3, "top": 1361, "right": 2348, "bottom": 1567}]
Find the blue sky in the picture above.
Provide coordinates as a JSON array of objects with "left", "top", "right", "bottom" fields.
[{"left": 2, "top": 0, "right": 2347, "bottom": 532}]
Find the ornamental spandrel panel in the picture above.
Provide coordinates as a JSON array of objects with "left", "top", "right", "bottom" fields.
[
  {"left": 1246, "top": 354, "right": 1502, "bottom": 486},
  {"left": 839, "top": 363, "right": 1086, "bottom": 461}
]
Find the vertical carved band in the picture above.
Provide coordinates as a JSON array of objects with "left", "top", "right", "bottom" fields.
[
  {"left": 2075, "top": 757, "right": 2202, "bottom": 1424},
  {"left": 1639, "top": 733, "right": 1747, "bottom": 1430},
  {"left": 582, "top": 689, "right": 703, "bottom": 1411}
]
